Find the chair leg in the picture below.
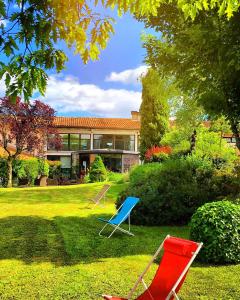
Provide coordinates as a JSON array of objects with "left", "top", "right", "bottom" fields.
[
  {"left": 99, "top": 223, "right": 109, "bottom": 236},
  {"left": 108, "top": 224, "right": 134, "bottom": 238},
  {"left": 108, "top": 225, "right": 119, "bottom": 238}
]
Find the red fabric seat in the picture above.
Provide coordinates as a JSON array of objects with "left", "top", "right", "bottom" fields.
[{"left": 102, "top": 236, "right": 201, "bottom": 300}]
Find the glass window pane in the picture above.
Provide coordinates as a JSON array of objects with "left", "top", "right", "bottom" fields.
[
  {"left": 101, "top": 154, "right": 122, "bottom": 172},
  {"left": 94, "top": 134, "right": 102, "bottom": 140},
  {"left": 60, "top": 156, "right": 71, "bottom": 168},
  {"left": 70, "top": 134, "right": 79, "bottom": 151},
  {"left": 80, "top": 134, "right": 90, "bottom": 150},
  {"left": 80, "top": 139, "right": 90, "bottom": 150},
  {"left": 93, "top": 135, "right": 113, "bottom": 149},
  {"left": 81, "top": 134, "right": 90, "bottom": 140},
  {"left": 115, "top": 135, "right": 135, "bottom": 151},
  {"left": 115, "top": 139, "right": 124, "bottom": 150},
  {"left": 60, "top": 134, "right": 69, "bottom": 151}
]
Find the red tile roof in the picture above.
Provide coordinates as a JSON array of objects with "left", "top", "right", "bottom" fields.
[
  {"left": 54, "top": 117, "right": 141, "bottom": 130},
  {"left": 0, "top": 146, "right": 33, "bottom": 158}
]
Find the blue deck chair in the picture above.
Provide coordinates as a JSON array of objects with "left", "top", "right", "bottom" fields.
[{"left": 98, "top": 197, "right": 140, "bottom": 238}]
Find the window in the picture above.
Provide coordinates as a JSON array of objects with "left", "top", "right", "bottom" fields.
[
  {"left": 80, "top": 134, "right": 91, "bottom": 150},
  {"left": 129, "top": 135, "right": 135, "bottom": 151},
  {"left": 101, "top": 154, "right": 122, "bottom": 172},
  {"left": 60, "top": 156, "right": 71, "bottom": 168},
  {"left": 70, "top": 134, "right": 80, "bottom": 151},
  {"left": 115, "top": 135, "right": 135, "bottom": 151},
  {"left": 93, "top": 135, "right": 114, "bottom": 149},
  {"left": 60, "top": 134, "right": 69, "bottom": 151}
]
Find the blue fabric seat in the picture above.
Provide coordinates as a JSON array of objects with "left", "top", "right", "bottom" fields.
[{"left": 98, "top": 197, "right": 140, "bottom": 238}]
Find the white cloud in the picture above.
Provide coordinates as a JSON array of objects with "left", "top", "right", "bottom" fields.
[
  {"left": 105, "top": 65, "right": 148, "bottom": 85},
  {"left": 0, "top": 19, "right": 8, "bottom": 27},
  {"left": 0, "top": 76, "right": 5, "bottom": 95},
  {"left": 0, "top": 74, "right": 141, "bottom": 117}
]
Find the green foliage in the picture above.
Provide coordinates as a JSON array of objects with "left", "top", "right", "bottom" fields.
[
  {"left": 0, "top": 0, "right": 164, "bottom": 101},
  {"left": 150, "top": 152, "right": 169, "bottom": 163},
  {"left": 161, "top": 129, "right": 191, "bottom": 154},
  {"left": 38, "top": 159, "right": 49, "bottom": 177},
  {"left": 194, "top": 127, "right": 237, "bottom": 165},
  {"left": 83, "top": 173, "right": 90, "bottom": 184},
  {"left": 162, "top": 126, "right": 238, "bottom": 165},
  {"left": 0, "top": 158, "right": 8, "bottom": 187},
  {"left": 107, "top": 171, "right": 125, "bottom": 183},
  {"left": 1, "top": 0, "right": 240, "bottom": 100},
  {"left": 89, "top": 155, "right": 107, "bottom": 183},
  {"left": 141, "top": 3, "right": 240, "bottom": 150},
  {"left": 190, "top": 201, "right": 240, "bottom": 264},
  {"left": 117, "top": 155, "right": 236, "bottom": 226},
  {"left": 140, "top": 69, "right": 174, "bottom": 157},
  {"left": 16, "top": 158, "right": 39, "bottom": 186},
  {"left": 47, "top": 160, "right": 61, "bottom": 179},
  {"left": 170, "top": 95, "right": 206, "bottom": 136}
]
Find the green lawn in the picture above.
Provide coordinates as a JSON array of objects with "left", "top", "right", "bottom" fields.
[{"left": 0, "top": 183, "right": 239, "bottom": 300}]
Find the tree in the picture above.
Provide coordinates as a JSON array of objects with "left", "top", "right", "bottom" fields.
[
  {"left": 89, "top": 155, "right": 107, "bottom": 182},
  {"left": 172, "top": 96, "right": 206, "bottom": 136},
  {"left": 0, "top": 97, "right": 61, "bottom": 187},
  {"left": 140, "top": 3, "right": 240, "bottom": 150},
  {"left": 140, "top": 69, "right": 177, "bottom": 158},
  {"left": 0, "top": 0, "right": 239, "bottom": 101}
]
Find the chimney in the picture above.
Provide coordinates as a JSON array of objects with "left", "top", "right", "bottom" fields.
[{"left": 131, "top": 111, "right": 140, "bottom": 121}]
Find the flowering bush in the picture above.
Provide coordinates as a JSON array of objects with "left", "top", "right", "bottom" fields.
[{"left": 145, "top": 145, "right": 172, "bottom": 162}]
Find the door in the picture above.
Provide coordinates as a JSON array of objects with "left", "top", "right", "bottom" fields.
[{"left": 79, "top": 154, "right": 90, "bottom": 174}]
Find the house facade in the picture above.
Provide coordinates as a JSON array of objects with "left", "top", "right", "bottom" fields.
[{"left": 47, "top": 111, "right": 141, "bottom": 177}]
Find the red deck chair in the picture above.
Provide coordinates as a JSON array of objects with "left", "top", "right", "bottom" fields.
[{"left": 103, "top": 235, "right": 203, "bottom": 300}]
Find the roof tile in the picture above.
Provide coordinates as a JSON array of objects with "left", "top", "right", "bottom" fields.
[{"left": 54, "top": 117, "right": 140, "bottom": 130}]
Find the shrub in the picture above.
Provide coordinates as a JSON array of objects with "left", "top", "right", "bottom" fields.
[
  {"left": 145, "top": 145, "right": 172, "bottom": 162},
  {"left": 190, "top": 201, "right": 240, "bottom": 264},
  {"left": 38, "top": 159, "right": 49, "bottom": 177},
  {"left": 16, "top": 158, "right": 39, "bottom": 186},
  {"left": 117, "top": 155, "right": 234, "bottom": 226},
  {"left": 89, "top": 156, "right": 107, "bottom": 182},
  {"left": 47, "top": 160, "right": 61, "bottom": 179},
  {"left": 83, "top": 173, "right": 90, "bottom": 183},
  {"left": 107, "top": 171, "right": 125, "bottom": 183},
  {"left": 194, "top": 128, "right": 237, "bottom": 163}
]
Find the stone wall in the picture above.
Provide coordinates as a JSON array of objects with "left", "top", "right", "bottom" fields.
[{"left": 122, "top": 154, "right": 139, "bottom": 172}]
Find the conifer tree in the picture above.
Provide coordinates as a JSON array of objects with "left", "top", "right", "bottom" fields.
[
  {"left": 140, "top": 69, "right": 175, "bottom": 158},
  {"left": 89, "top": 155, "right": 107, "bottom": 182}
]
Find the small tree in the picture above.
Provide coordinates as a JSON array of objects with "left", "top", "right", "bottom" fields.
[
  {"left": 0, "top": 97, "right": 61, "bottom": 187},
  {"left": 89, "top": 155, "right": 107, "bottom": 182}
]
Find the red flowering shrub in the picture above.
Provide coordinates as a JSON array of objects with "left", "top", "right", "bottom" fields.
[{"left": 145, "top": 145, "right": 172, "bottom": 162}]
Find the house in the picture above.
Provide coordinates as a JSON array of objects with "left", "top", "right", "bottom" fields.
[{"left": 47, "top": 111, "right": 141, "bottom": 177}]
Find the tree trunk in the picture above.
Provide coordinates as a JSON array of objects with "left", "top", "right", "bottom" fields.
[
  {"left": 230, "top": 121, "right": 240, "bottom": 151},
  {"left": 190, "top": 130, "right": 197, "bottom": 153},
  {"left": 7, "top": 158, "right": 13, "bottom": 188}
]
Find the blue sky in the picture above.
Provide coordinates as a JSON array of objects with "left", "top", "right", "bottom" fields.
[{"left": 0, "top": 11, "right": 153, "bottom": 117}]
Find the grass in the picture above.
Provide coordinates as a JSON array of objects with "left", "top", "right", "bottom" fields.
[{"left": 0, "top": 183, "right": 239, "bottom": 299}]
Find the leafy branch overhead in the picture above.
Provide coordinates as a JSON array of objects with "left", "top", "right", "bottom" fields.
[{"left": 0, "top": 0, "right": 239, "bottom": 101}]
